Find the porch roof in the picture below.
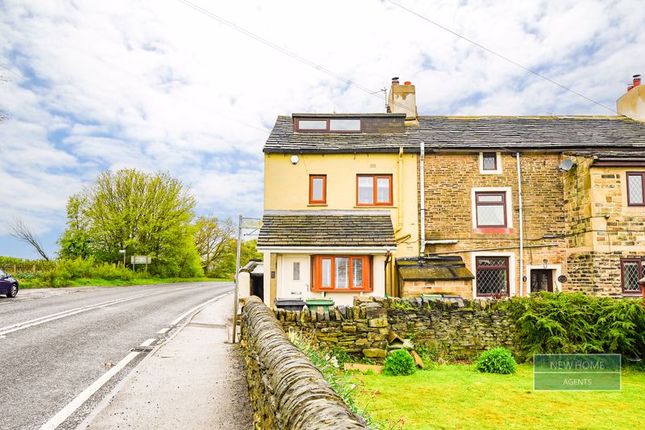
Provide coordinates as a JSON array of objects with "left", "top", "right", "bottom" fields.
[
  {"left": 258, "top": 214, "right": 396, "bottom": 248},
  {"left": 397, "top": 256, "right": 474, "bottom": 281}
]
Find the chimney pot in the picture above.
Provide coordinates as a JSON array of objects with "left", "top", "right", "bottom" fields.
[
  {"left": 392, "top": 77, "right": 399, "bottom": 85},
  {"left": 404, "top": 81, "right": 412, "bottom": 85},
  {"left": 633, "top": 74, "right": 641, "bottom": 87}
]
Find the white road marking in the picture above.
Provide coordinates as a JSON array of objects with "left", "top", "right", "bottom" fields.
[
  {"left": 0, "top": 285, "right": 199, "bottom": 337},
  {"left": 139, "top": 338, "right": 156, "bottom": 347},
  {"left": 39, "top": 351, "right": 141, "bottom": 430},
  {"left": 0, "top": 295, "right": 145, "bottom": 336},
  {"left": 156, "top": 327, "right": 170, "bottom": 335},
  {"left": 169, "top": 292, "right": 231, "bottom": 326}
]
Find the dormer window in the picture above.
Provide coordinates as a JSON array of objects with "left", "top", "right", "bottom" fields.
[
  {"left": 330, "top": 119, "right": 361, "bottom": 131},
  {"left": 295, "top": 118, "right": 362, "bottom": 132},
  {"left": 296, "top": 120, "right": 327, "bottom": 130}
]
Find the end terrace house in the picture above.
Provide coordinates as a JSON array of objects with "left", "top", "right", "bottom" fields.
[
  {"left": 257, "top": 74, "right": 645, "bottom": 304},
  {"left": 256, "top": 80, "right": 422, "bottom": 306}
]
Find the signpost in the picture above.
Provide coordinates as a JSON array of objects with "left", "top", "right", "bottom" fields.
[
  {"left": 231, "top": 215, "right": 262, "bottom": 344},
  {"left": 130, "top": 255, "right": 151, "bottom": 273}
]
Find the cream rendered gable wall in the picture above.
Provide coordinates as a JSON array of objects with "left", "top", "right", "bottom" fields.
[{"left": 263, "top": 152, "right": 419, "bottom": 257}]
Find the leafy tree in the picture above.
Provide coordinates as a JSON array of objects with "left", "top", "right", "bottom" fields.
[
  {"left": 59, "top": 169, "right": 203, "bottom": 277},
  {"left": 208, "top": 239, "right": 262, "bottom": 279},
  {"left": 193, "top": 216, "right": 235, "bottom": 273},
  {"left": 59, "top": 194, "right": 92, "bottom": 259}
]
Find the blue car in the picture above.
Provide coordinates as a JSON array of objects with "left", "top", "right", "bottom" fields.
[{"left": 0, "top": 269, "right": 19, "bottom": 298}]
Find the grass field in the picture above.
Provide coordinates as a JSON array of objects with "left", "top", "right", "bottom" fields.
[
  {"left": 351, "top": 364, "right": 645, "bottom": 430},
  {"left": 19, "top": 277, "right": 230, "bottom": 288}
]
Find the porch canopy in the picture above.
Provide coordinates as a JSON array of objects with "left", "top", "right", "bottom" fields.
[
  {"left": 397, "top": 256, "right": 474, "bottom": 281},
  {"left": 258, "top": 211, "right": 396, "bottom": 249}
]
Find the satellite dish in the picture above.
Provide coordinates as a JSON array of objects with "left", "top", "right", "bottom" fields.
[{"left": 558, "top": 159, "right": 575, "bottom": 172}]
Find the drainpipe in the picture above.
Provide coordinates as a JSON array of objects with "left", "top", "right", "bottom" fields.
[
  {"left": 516, "top": 152, "right": 524, "bottom": 297},
  {"left": 419, "top": 141, "right": 426, "bottom": 257},
  {"left": 396, "top": 147, "right": 404, "bottom": 233}
]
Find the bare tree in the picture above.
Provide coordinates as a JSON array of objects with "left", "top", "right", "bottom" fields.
[
  {"left": 194, "top": 216, "right": 235, "bottom": 272},
  {"left": 10, "top": 219, "right": 51, "bottom": 261}
]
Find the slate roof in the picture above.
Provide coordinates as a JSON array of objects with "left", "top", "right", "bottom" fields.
[
  {"left": 258, "top": 214, "right": 396, "bottom": 248},
  {"left": 396, "top": 256, "right": 474, "bottom": 281},
  {"left": 265, "top": 115, "right": 411, "bottom": 154},
  {"left": 264, "top": 115, "right": 645, "bottom": 153}
]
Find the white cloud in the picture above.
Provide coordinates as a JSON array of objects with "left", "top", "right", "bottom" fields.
[{"left": 0, "top": 0, "right": 643, "bottom": 257}]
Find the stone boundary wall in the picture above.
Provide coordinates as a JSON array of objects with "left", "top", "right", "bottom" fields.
[
  {"left": 275, "top": 297, "right": 517, "bottom": 360},
  {"left": 240, "top": 296, "right": 368, "bottom": 430}
]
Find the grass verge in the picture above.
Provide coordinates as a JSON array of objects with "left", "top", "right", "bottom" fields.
[{"left": 351, "top": 363, "right": 645, "bottom": 430}]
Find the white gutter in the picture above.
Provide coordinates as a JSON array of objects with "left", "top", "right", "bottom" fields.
[
  {"left": 419, "top": 141, "right": 426, "bottom": 257},
  {"left": 516, "top": 152, "right": 524, "bottom": 297}
]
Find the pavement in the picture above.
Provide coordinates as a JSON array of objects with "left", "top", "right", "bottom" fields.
[
  {"left": 79, "top": 294, "right": 253, "bottom": 430},
  {"left": 0, "top": 282, "right": 251, "bottom": 430}
]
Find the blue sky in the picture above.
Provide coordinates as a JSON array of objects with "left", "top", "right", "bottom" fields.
[{"left": 0, "top": 0, "right": 643, "bottom": 259}]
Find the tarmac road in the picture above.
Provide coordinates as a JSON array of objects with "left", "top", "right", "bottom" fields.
[{"left": 0, "top": 282, "right": 234, "bottom": 430}]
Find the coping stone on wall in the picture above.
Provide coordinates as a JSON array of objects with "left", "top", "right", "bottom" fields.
[{"left": 241, "top": 296, "right": 368, "bottom": 430}]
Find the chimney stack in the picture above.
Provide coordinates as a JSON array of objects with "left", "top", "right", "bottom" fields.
[
  {"left": 387, "top": 76, "right": 418, "bottom": 126},
  {"left": 617, "top": 73, "right": 645, "bottom": 122}
]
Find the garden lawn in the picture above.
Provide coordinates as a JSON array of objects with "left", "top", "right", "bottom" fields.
[
  {"left": 19, "top": 277, "right": 230, "bottom": 288},
  {"left": 352, "top": 364, "right": 645, "bottom": 430}
]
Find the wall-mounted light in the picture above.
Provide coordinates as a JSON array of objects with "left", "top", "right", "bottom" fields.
[{"left": 290, "top": 155, "right": 299, "bottom": 165}]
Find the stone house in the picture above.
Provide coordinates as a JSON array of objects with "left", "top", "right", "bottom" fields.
[{"left": 257, "top": 75, "right": 645, "bottom": 304}]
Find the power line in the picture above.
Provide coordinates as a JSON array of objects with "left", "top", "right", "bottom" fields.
[
  {"left": 386, "top": 0, "right": 616, "bottom": 114},
  {"left": 173, "top": 0, "right": 401, "bottom": 111}
]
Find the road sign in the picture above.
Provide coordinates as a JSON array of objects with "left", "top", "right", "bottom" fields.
[
  {"left": 130, "top": 255, "right": 151, "bottom": 265},
  {"left": 241, "top": 219, "right": 263, "bottom": 229}
]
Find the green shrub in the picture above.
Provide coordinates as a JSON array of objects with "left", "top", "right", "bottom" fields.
[
  {"left": 500, "top": 292, "right": 645, "bottom": 360},
  {"left": 383, "top": 349, "right": 417, "bottom": 376},
  {"left": 288, "top": 330, "right": 378, "bottom": 427},
  {"left": 475, "top": 347, "right": 517, "bottom": 374}
]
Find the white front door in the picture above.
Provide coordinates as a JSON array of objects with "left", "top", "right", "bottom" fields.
[{"left": 278, "top": 255, "right": 310, "bottom": 299}]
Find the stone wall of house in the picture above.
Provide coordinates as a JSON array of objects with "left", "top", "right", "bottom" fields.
[
  {"left": 240, "top": 297, "right": 368, "bottom": 430},
  {"left": 563, "top": 160, "right": 645, "bottom": 295},
  {"left": 420, "top": 152, "right": 568, "bottom": 297},
  {"left": 589, "top": 167, "right": 645, "bottom": 248},
  {"left": 567, "top": 251, "right": 645, "bottom": 296},
  {"left": 275, "top": 297, "right": 517, "bottom": 361},
  {"left": 563, "top": 156, "right": 594, "bottom": 249}
]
